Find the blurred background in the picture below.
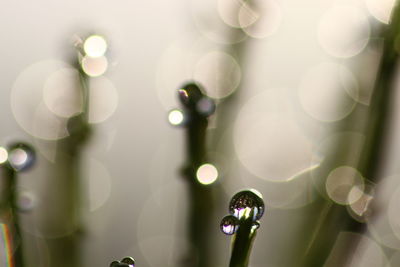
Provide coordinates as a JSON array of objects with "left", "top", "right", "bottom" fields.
[{"left": 0, "top": 0, "right": 399, "bottom": 266}]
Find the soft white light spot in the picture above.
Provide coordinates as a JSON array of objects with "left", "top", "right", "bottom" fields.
[
  {"left": 326, "top": 166, "right": 364, "bottom": 205},
  {"left": 0, "top": 147, "right": 8, "bottom": 164},
  {"left": 366, "top": 0, "right": 395, "bottom": 24},
  {"left": 196, "top": 163, "right": 218, "bottom": 185},
  {"left": 298, "top": 62, "right": 358, "bottom": 122},
  {"left": 235, "top": 90, "right": 314, "bottom": 182},
  {"left": 11, "top": 60, "right": 71, "bottom": 140},
  {"left": 239, "top": 0, "right": 282, "bottom": 39},
  {"left": 193, "top": 51, "right": 241, "bottom": 99},
  {"left": 81, "top": 56, "right": 108, "bottom": 77},
  {"left": 168, "top": 109, "right": 184, "bottom": 126},
  {"left": 217, "top": 0, "right": 245, "bottom": 28},
  {"left": 318, "top": 6, "right": 370, "bottom": 58},
  {"left": 84, "top": 35, "right": 108, "bottom": 57}
]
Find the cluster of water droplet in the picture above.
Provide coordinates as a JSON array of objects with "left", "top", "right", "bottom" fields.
[
  {"left": 0, "top": 142, "right": 36, "bottom": 172},
  {"left": 110, "top": 257, "right": 135, "bottom": 267},
  {"left": 220, "top": 189, "right": 265, "bottom": 235},
  {"left": 168, "top": 82, "right": 216, "bottom": 126}
]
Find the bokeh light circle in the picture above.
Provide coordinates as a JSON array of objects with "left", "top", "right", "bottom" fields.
[
  {"left": 81, "top": 56, "right": 108, "bottom": 77},
  {"left": 0, "top": 147, "right": 8, "bottom": 164},
  {"left": 365, "top": 0, "right": 395, "bottom": 24},
  {"left": 193, "top": 51, "right": 241, "bottom": 99},
  {"left": 318, "top": 6, "right": 370, "bottom": 58},
  {"left": 298, "top": 62, "right": 359, "bottom": 122},
  {"left": 325, "top": 166, "right": 365, "bottom": 205},
  {"left": 196, "top": 163, "right": 218, "bottom": 185},
  {"left": 11, "top": 60, "right": 71, "bottom": 140},
  {"left": 168, "top": 109, "right": 184, "bottom": 126},
  {"left": 239, "top": 0, "right": 282, "bottom": 39},
  {"left": 43, "top": 67, "right": 83, "bottom": 118},
  {"left": 84, "top": 35, "right": 108, "bottom": 57},
  {"left": 234, "top": 90, "right": 315, "bottom": 182}
]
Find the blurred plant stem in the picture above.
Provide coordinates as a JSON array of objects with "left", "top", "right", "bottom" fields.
[
  {"left": 0, "top": 166, "right": 24, "bottom": 267},
  {"left": 178, "top": 84, "right": 215, "bottom": 267},
  {"left": 300, "top": 2, "right": 400, "bottom": 266},
  {"left": 44, "top": 65, "right": 91, "bottom": 267}
]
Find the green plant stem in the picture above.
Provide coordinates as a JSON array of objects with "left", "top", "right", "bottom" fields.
[
  {"left": 181, "top": 112, "right": 214, "bottom": 267},
  {"left": 300, "top": 2, "right": 400, "bottom": 266},
  {"left": 229, "top": 216, "right": 257, "bottom": 267},
  {"left": 1, "top": 167, "right": 25, "bottom": 267}
]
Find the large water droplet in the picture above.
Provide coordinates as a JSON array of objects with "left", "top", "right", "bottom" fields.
[
  {"left": 220, "top": 215, "right": 240, "bottom": 235},
  {"left": 229, "top": 189, "right": 265, "bottom": 220},
  {"left": 8, "top": 143, "right": 36, "bottom": 172}
]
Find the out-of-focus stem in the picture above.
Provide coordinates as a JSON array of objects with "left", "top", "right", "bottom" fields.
[
  {"left": 300, "top": 2, "right": 400, "bottom": 266},
  {"left": 3, "top": 167, "right": 25, "bottom": 267}
]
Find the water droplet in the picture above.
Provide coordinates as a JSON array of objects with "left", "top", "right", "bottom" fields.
[
  {"left": 220, "top": 215, "right": 240, "bottom": 235},
  {"left": 229, "top": 189, "right": 265, "bottom": 220},
  {"left": 121, "top": 257, "right": 135, "bottom": 266},
  {"left": 8, "top": 143, "right": 36, "bottom": 172}
]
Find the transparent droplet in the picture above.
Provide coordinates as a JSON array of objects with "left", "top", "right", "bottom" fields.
[
  {"left": 168, "top": 109, "right": 185, "bottom": 126},
  {"left": 229, "top": 189, "right": 265, "bottom": 220},
  {"left": 196, "top": 97, "right": 215, "bottom": 117},
  {"left": 121, "top": 257, "right": 135, "bottom": 266},
  {"left": 8, "top": 143, "right": 36, "bottom": 172},
  {"left": 220, "top": 215, "right": 240, "bottom": 235},
  {"left": 0, "top": 147, "right": 8, "bottom": 164}
]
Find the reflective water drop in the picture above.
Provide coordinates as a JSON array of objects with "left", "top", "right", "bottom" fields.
[
  {"left": 8, "top": 143, "right": 36, "bottom": 172},
  {"left": 121, "top": 257, "right": 135, "bottom": 266},
  {"left": 229, "top": 189, "right": 264, "bottom": 220},
  {"left": 220, "top": 215, "right": 240, "bottom": 235}
]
